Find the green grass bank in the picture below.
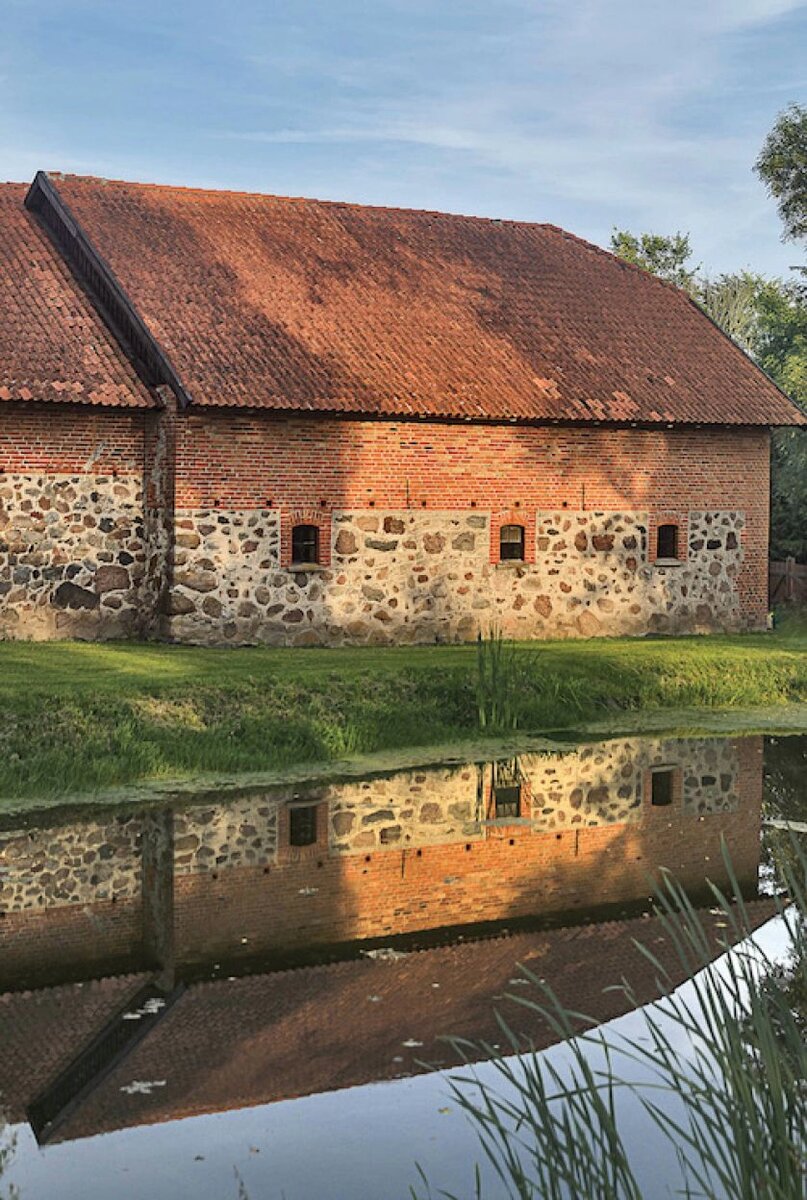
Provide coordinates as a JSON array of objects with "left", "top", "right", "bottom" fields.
[{"left": 1, "top": 624, "right": 806, "bottom": 803}]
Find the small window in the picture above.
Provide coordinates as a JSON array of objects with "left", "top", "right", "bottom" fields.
[
  {"left": 494, "top": 784, "right": 522, "bottom": 819},
  {"left": 492, "top": 758, "right": 523, "bottom": 819},
  {"left": 289, "top": 805, "right": 317, "bottom": 846},
  {"left": 292, "top": 524, "right": 319, "bottom": 565},
  {"left": 499, "top": 524, "right": 525, "bottom": 562},
  {"left": 656, "top": 524, "right": 679, "bottom": 560},
  {"left": 651, "top": 770, "right": 675, "bottom": 807}
]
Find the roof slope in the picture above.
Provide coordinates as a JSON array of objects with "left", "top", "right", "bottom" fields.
[
  {"left": 0, "top": 183, "right": 153, "bottom": 408},
  {"left": 42, "top": 174, "right": 803, "bottom": 425}
]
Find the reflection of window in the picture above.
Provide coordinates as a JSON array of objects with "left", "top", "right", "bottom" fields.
[
  {"left": 289, "top": 805, "right": 317, "bottom": 846},
  {"left": 651, "top": 769, "right": 675, "bottom": 807},
  {"left": 492, "top": 758, "right": 523, "bottom": 818},
  {"left": 499, "top": 524, "right": 525, "bottom": 562},
  {"left": 656, "top": 524, "right": 679, "bottom": 560},
  {"left": 292, "top": 524, "right": 319, "bottom": 564}
]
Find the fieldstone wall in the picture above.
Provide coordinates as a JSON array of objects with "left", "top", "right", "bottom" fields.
[
  {"left": 0, "top": 814, "right": 142, "bottom": 911},
  {"left": 161, "top": 506, "right": 747, "bottom": 646},
  {"left": 173, "top": 796, "right": 279, "bottom": 874},
  {"left": 326, "top": 765, "right": 483, "bottom": 854},
  {"left": 166, "top": 508, "right": 280, "bottom": 641},
  {"left": 0, "top": 472, "right": 146, "bottom": 639}
]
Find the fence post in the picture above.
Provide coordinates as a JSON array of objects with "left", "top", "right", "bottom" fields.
[{"left": 786, "top": 556, "right": 796, "bottom": 603}]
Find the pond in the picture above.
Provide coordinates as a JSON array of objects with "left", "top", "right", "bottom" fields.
[{"left": 1, "top": 730, "right": 804, "bottom": 1199}]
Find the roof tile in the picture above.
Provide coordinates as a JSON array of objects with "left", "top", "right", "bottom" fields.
[
  {"left": 0, "top": 183, "right": 154, "bottom": 409},
  {"left": 46, "top": 175, "right": 804, "bottom": 426}
]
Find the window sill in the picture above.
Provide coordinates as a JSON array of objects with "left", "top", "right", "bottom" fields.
[
  {"left": 653, "top": 558, "right": 685, "bottom": 568},
  {"left": 495, "top": 560, "right": 530, "bottom": 569},
  {"left": 288, "top": 562, "right": 326, "bottom": 573}
]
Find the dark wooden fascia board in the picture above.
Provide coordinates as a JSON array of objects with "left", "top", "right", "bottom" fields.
[{"left": 24, "top": 171, "right": 192, "bottom": 410}]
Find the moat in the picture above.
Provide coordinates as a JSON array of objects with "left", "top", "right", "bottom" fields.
[{"left": 0, "top": 729, "right": 804, "bottom": 1198}]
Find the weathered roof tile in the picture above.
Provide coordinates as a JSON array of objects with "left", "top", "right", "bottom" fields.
[{"left": 0, "top": 183, "right": 154, "bottom": 409}]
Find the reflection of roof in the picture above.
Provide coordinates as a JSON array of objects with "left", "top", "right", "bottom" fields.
[
  {"left": 0, "top": 183, "right": 154, "bottom": 408},
  {"left": 30, "top": 173, "right": 804, "bottom": 426},
  {"left": 0, "top": 904, "right": 774, "bottom": 1142}
]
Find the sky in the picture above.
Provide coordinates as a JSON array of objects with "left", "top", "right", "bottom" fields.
[{"left": 1, "top": 0, "right": 805, "bottom": 277}]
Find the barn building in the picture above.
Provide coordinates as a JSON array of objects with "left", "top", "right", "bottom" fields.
[{"left": 0, "top": 171, "right": 802, "bottom": 645}]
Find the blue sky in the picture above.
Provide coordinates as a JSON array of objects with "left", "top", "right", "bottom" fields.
[{"left": 2, "top": 0, "right": 805, "bottom": 276}]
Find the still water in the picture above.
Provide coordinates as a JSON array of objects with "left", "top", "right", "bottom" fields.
[{"left": 0, "top": 731, "right": 803, "bottom": 1198}]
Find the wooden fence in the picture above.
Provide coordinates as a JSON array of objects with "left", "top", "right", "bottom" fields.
[{"left": 770, "top": 557, "right": 807, "bottom": 607}]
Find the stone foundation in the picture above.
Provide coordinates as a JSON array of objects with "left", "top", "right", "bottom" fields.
[
  {"left": 162, "top": 506, "right": 748, "bottom": 646},
  {"left": 0, "top": 472, "right": 145, "bottom": 639}
]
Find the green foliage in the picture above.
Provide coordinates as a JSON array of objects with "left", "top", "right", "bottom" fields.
[
  {"left": 755, "top": 278, "right": 807, "bottom": 561},
  {"left": 0, "top": 632, "right": 806, "bottom": 805},
  {"left": 696, "top": 271, "right": 765, "bottom": 353},
  {"left": 475, "top": 631, "right": 520, "bottom": 731},
  {"left": 414, "top": 842, "right": 807, "bottom": 1200},
  {"left": 755, "top": 103, "right": 807, "bottom": 245},
  {"left": 609, "top": 229, "right": 699, "bottom": 291}
]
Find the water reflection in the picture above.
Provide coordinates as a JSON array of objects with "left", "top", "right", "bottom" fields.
[{"left": 0, "top": 733, "right": 771, "bottom": 1158}]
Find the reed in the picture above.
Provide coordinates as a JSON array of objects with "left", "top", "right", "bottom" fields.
[{"left": 414, "top": 840, "right": 807, "bottom": 1199}]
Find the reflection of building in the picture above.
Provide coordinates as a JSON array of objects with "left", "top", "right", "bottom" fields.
[
  {"left": 0, "top": 735, "right": 767, "bottom": 1147},
  {"left": 0, "top": 736, "right": 763, "bottom": 989}
]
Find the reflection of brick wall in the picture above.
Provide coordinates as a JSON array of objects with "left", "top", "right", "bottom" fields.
[
  {"left": 175, "top": 742, "right": 762, "bottom": 963},
  {"left": 0, "top": 738, "right": 763, "bottom": 985},
  {"left": 0, "top": 898, "right": 143, "bottom": 990}
]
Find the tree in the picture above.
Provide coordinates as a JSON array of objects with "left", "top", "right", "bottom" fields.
[
  {"left": 611, "top": 227, "right": 807, "bottom": 563},
  {"left": 755, "top": 104, "right": 807, "bottom": 245},
  {"left": 697, "top": 271, "right": 764, "bottom": 353},
  {"left": 609, "top": 229, "right": 699, "bottom": 292},
  {"left": 755, "top": 279, "right": 807, "bottom": 562}
]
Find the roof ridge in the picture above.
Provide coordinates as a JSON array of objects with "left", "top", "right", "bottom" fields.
[{"left": 43, "top": 173, "right": 698, "bottom": 306}]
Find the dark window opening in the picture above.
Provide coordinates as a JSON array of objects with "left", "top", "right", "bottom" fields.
[
  {"left": 494, "top": 784, "right": 522, "bottom": 819},
  {"left": 656, "top": 524, "right": 679, "bottom": 560},
  {"left": 500, "top": 524, "right": 525, "bottom": 562},
  {"left": 292, "top": 524, "right": 320, "bottom": 565},
  {"left": 289, "top": 805, "right": 317, "bottom": 846},
  {"left": 651, "top": 770, "right": 675, "bottom": 807},
  {"left": 492, "top": 758, "right": 523, "bottom": 819}
]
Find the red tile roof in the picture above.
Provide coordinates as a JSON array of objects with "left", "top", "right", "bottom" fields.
[
  {"left": 43, "top": 175, "right": 803, "bottom": 426},
  {"left": 0, "top": 183, "right": 153, "bottom": 409}
]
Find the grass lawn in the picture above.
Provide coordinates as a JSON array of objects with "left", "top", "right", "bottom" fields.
[{"left": 1, "top": 622, "right": 806, "bottom": 803}]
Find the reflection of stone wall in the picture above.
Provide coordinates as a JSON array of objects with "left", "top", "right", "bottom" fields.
[
  {"left": 173, "top": 797, "right": 279, "bottom": 874},
  {"left": 0, "top": 816, "right": 142, "bottom": 911},
  {"left": 326, "top": 766, "right": 482, "bottom": 853},
  {"left": 0, "top": 740, "right": 743, "bottom": 916},
  {"left": 161, "top": 506, "right": 746, "bottom": 646},
  {"left": 524, "top": 737, "right": 740, "bottom": 830},
  {"left": 525, "top": 740, "right": 643, "bottom": 830},
  {"left": 0, "top": 473, "right": 145, "bottom": 639}
]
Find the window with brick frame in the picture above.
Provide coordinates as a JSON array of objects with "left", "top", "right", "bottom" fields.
[
  {"left": 292, "top": 524, "right": 320, "bottom": 565},
  {"left": 289, "top": 804, "right": 318, "bottom": 846},
  {"left": 499, "top": 524, "right": 525, "bottom": 562},
  {"left": 651, "top": 769, "right": 675, "bottom": 807},
  {"left": 656, "top": 523, "right": 679, "bottom": 560}
]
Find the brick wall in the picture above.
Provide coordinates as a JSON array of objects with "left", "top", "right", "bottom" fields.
[
  {"left": 1, "top": 403, "right": 772, "bottom": 641},
  {"left": 168, "top": 412, "right": 771, "bottom": 642}
]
